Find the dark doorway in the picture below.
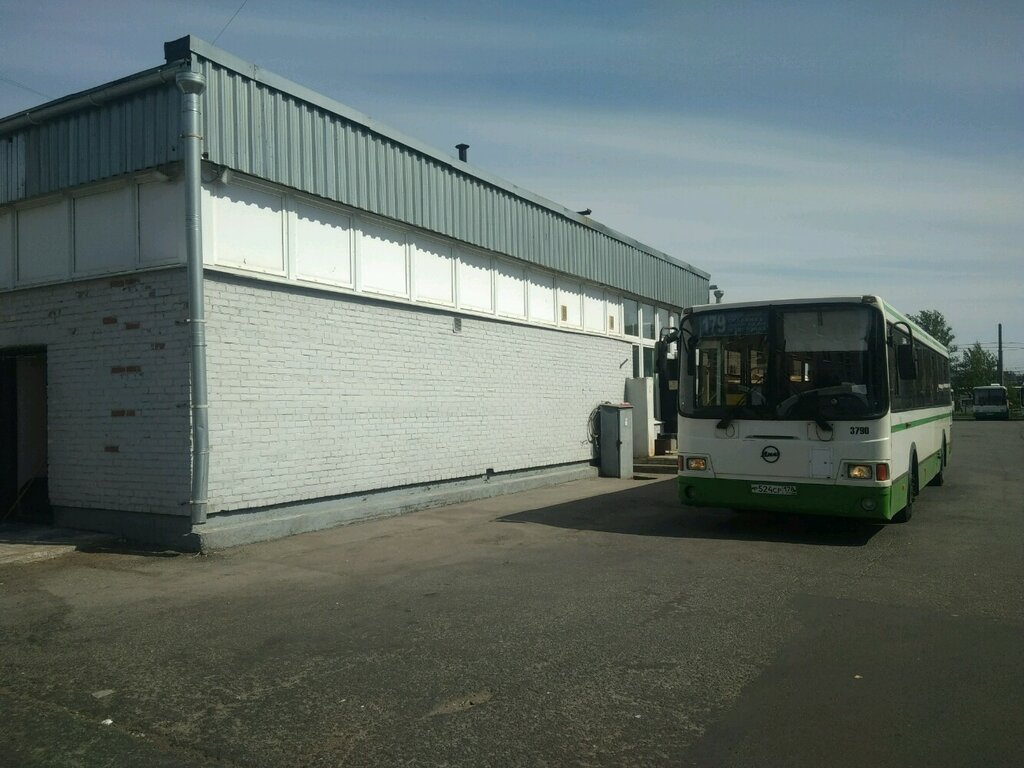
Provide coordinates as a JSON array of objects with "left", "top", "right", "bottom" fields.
[{"left": 1, "top": 348, "right": 50, "bottom": 524}]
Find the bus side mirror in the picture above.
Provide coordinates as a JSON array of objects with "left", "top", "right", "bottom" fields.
[
  {"left": 896, "top": 345, "right": 917, "bottom": 380},
  {"left": 683, "top": 332, "right": 697, "bottom": 376},
  {"left": 654, "top": 340, "right": 667, "bottom": 377}
]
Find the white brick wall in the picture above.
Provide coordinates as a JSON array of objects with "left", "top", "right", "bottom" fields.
[
  {"left": 0, "top": 269, "right": 192, "bottom": 515},
  {"left": 205, "top": 274, "right": 631, "bottom": 512}
]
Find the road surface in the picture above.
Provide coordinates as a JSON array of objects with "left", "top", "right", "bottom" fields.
[{"left": 1, "top": 421, "right": 1022, "bottom": 767}]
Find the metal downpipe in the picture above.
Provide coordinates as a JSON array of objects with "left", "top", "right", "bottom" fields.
[{"left": 176, "top": 71, "right": 209, "bottom": 525}]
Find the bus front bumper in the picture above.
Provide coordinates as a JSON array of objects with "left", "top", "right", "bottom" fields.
[{"left": 677, "top": 476, "right": 896, "bottom": 520}]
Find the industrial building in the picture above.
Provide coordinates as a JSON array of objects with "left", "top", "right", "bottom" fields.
[{"left": 0, "top": 36, "right": 709, "bottom": 550}]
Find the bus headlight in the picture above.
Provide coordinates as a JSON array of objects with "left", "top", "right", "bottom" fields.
[
  {"left": 847, "top": 464, "right": 873, "bottom": 480},
  {"left": 685, "top": 457, "right": 708, "bottom": 471}
]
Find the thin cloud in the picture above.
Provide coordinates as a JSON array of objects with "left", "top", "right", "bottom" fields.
[
  {"left": 895, "top": 6, "right": 1024, "bottom": 95},
  {"left": 0, "top": 0, "right": 1020, "bottom": 366},
  {"left": 392, "top": 102, "right": 1021, "bottom": 364}
]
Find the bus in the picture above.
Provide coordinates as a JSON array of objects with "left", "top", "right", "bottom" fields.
[
  {"left": 972, "top": 385, "right": 1009, "bottom": 420},
  {"left": 672, "top": 296, "right": 952, "bottom": 522}
]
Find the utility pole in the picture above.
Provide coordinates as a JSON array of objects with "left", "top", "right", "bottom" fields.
[{"left": 998, "top": 323, "right": 1003, "bottom": 385}]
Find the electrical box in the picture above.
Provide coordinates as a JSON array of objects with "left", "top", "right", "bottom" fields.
[
  {"left": 600, "top": 403, "right": 634, "bottom": 478},
  {"left": 625, "top": 377, "right": 655, "bottom": 458}
]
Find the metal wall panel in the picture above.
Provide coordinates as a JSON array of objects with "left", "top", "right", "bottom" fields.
[
  {"left": 0, "top": 83, "right": 180, "bottom": 205},
  {"left": 0, "top": 134, "right": 27, "bottom": 202},
  {"left": 194, "top": 57, "right": 706, "bottom": 307},
  {"left": 0, "top": 40, "right": 707, "bottom": 307}
]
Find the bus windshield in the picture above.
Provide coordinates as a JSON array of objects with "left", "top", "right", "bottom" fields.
[
  {"left": 682, "top": 304, "right": 888, "bottom": 421},
  {"left": 974, "top": 388, "right": 1007, "bottom": 406}
]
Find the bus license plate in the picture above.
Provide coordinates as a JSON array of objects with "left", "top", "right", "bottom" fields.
[{"left": 750, "top": 483, "right": 797, "bottom": 496}]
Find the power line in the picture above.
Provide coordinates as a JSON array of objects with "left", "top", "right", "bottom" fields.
[
  {"left": 213, "top": 0, "right": 250, "bottom": 45},
  {"left": 0, "top": 73, "right": 52, "bottom": 101}
]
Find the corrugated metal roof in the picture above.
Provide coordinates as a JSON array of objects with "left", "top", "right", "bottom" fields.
[
  {"left": 0, "top": 66, "right": 183, "bottom": 203},
  {"left": 0, "top": 35, "right": 709, "bottom": 307}
]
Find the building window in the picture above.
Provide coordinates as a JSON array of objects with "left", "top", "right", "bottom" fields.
[
  {"left": 656, "top": 308, "right": 669, "bottom": 339},
  {"left": 624, "top": 299, "right": 639, "bottom": 337},
  {"left": 641, "top": 304, "right": 655, "bottom": 340}
]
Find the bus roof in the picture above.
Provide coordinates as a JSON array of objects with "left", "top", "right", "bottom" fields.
[
  {"left": 685, "top": 295, "right": 874, "bottom": 313},
  {"left": 682, "top": 295, "right": 949, "bottom": 357}
]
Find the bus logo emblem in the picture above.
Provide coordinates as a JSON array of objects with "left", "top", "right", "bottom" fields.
[{"left": 761, "top": 446, "right": 780, "bottom": 463}]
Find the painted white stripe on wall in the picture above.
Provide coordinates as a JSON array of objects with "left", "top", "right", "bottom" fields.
[
  {"left": 139, "top": 179, "right": 187, "bottom": 266},
  {"left": 583, "top": 286, "right": 605, "bottom": 333},
  {"left": 457, "top": 249, "right": 493, "bottom": 313},
  {"left": 197, "top": 176, "right": 679, "bottom": 348},
  {"left": 558, "top": 279, "right": 583, "bottom": 328},
  {"left": 292, "top": 198, "right": 353, "bottom": 287},
  {"left": 495, "top": 261, "right": 526, "bottom": 319},
  {"left": 359, "top": 219, "right": 408, "bottom": 297},
  {"left": 74, "top": 186, "right": 135, "bottom": 276},
  {"left": 527, "top": 269, "right": 556, "bottom": 325},
  {"left": 1, "top": 173, "right": 680, "bottom": 354},
  {"left": 211, "top": 183, "right": 285, "bottom": 275},
  {"left": 2, "top": 178, "right": 188, "bottom": 288},
  {"left": 17, "top": 198, "right": 70, "bottom": 284},
  {"left": 412, "top": 236, "right": 454, "bottom": 307}
]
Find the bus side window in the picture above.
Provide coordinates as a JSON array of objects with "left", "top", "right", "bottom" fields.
[{"left": 888, "top": 324, "right": 916, "bottom": 411}]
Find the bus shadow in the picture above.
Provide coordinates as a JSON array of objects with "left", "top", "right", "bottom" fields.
[{"left": 498, "top": 479, "right": 884, "bottom": 547}]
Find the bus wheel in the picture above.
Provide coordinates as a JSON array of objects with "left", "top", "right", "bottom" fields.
[
  {"left": 894, "top": 456, "right": 916, "bottom": 523},
  {"left": 929, "top": 437, "right": 946, "bottom": 487}
]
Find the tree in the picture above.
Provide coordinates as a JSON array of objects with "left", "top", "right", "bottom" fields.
[
  {"left": 952, "top": 342, "right": 998, "bottom": 398},
  {"left": 908, "top": 309, "right": 957, "bottom": 355}
]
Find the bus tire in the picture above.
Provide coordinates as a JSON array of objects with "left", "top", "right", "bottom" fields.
[
  {"left": 928, "top": 436, "right": 946, "bottom": 487},
  {"left": 893, "top": 454, "right": 916, "bottom": 523}
]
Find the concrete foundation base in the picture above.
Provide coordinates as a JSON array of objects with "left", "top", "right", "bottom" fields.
[
  {"left": 53, "top": 462, "right": 599, "bottom": 552},
  {"left": 53, "top": 506, "right": 197, "bottom": 550}
]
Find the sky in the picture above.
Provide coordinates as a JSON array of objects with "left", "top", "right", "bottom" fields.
[{"left": 2, "top": 1, "right": 1022, "bottom": 368}]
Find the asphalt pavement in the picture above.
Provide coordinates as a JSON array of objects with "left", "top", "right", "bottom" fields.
[{"left": 1, "top": 421, "right": 1022, "bottom": 767}]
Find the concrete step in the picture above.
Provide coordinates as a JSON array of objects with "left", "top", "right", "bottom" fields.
[{"left": 633, "top": 455, "right": 678, "bottom": 475}]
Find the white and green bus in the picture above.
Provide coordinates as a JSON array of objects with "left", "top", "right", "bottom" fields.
[
  {"left": 972, "top": 385, "right": 1009, "bottom": 420},
  {"left": 673, "top": 296, "right": 952, "bottom": 522}
]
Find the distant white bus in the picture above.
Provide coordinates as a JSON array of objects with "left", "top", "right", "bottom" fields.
[
  {"left": 673, "top": 296, "right": 952, "bottom": 523},
  {"left": 973, "top": 385, "right": 1009, "bottom": 421}
]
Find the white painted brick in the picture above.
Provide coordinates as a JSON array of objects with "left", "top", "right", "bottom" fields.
[
  {"left": 0, "top": 269, "right": 192, "bottom": 515},
  {"left": 204, "top": 275, "right": 630, "bottom": 512}
]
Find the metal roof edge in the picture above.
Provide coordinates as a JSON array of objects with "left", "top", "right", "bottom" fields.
[
  {"left": 166, "top": 35, "right": 708, "bottom": 280},
  {"left": 0, "top": 62, "right": 184, "bottom": 136}
]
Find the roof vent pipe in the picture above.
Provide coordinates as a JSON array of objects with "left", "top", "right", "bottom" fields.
[{"left": 456, "top": 143, "right": 469, "bottom": 162}]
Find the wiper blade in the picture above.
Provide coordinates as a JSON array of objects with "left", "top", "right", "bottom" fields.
[
  {"left": 717, "top": 405, "right": 762, "bottom": 430},
  {"left": 808, "top": 399, "right": 833, "bottom": 433}
]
